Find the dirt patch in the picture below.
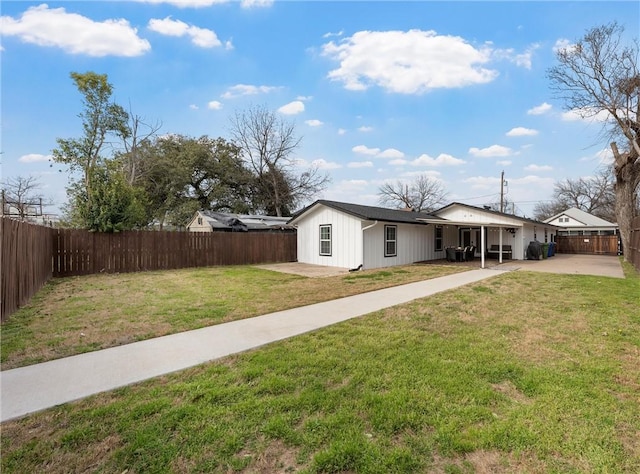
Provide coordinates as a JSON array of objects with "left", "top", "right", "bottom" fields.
[
  {"left": 491, "top": 381, "right": 531, "bottom": 405},
  {"left": 240, "top": 439, "right": 301, "bottom": 473}
]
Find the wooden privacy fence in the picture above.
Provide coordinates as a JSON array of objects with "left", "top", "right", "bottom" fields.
[
  {"left": 555, "top": 235, "right": 619, "bottom": 256},
  {"left": 52, "top": 229, "right": 297, "bottom": 277},
  {"left": 1, "top": 218, "right": 54, "bottom": 322},
  {"left": 1, "top": 218, "right": 297, "bottom": 321}
]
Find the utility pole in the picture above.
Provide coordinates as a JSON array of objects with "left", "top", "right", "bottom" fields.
[{"left": 500, "top": 170, "right": 505, "bottom": 213}]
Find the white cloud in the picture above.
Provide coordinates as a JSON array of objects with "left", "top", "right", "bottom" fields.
[
  {"left": 18, "top": 153, "right": 52, "bottom": 163},
  {"left": 348, "top": 161, "right": 374, "bottom": 168},
  {"left": 352, "top": 145, "right": 380, "bottom": 156},
  {"left": 221, "top": 84, "right": 279, "bottom": 99},
  {"left": 136, "top": 0, "right": 228, "bottom": 7},
  {"left": 496, "top": 160, "right": 512, "bottom": 166},
  {"left": 322, "top": 29, "right": 498, "bottom": 94},
  {"left": 525, "top": 164, "right": 553, "bottom": 172},
  {"left": 207, "top": 100, "right": 222, "bottom": 110},
  {"left": 389, "top": 159, "right": 408, "bottom": 166},
  {"left": 358, "top": 126, "right": 373, "bottom": 132},
  {"left": 189, "top": 104, "right": 199, "bottom": 110},
  {"left": 278, "top": 100, "right": 305, "bottom": 115},
  {"left": 506, "top": 127, "right": 538, "bottom": 137},
  {"left": 527, "top": 102, "right": 552, "bottom": 115},
  {"left": 337, "top": 128, "right": 347, "bottom": 135},
  {"left": 305, "top": 119, "right": 323, "bottom": 127},
  {"left": 312, "top": 159, "right": 342, "bottom": 170},
  {"left": 580, "top": 148, "right": 614, "bottom": 165},
  {"left": 553, "top": 38, "right": 577, "bottom": 54},
  {"left": 148, "top": 17, "right": 223, "bottom": 48},
  {"left": 561, "top": 108, "right": 610, "bottom": 123},
  {"left": 412, "top": 153, "right": 466, "bottom": 166},
  {"left": 492, "top": 43, "right": 539, "bottom": 70},
  {"left": 0, "top": 5, "right": 150, "bottom": 57},
  {"left": 352, "top": 145, "right": 407, "bottom": 160},
  {"left": 469, "top": 145, "right": 512, "bottom": 158},
  {"left": 377, "top": 148, "right": 404, "bottom": 159},
  {"left": 464, "top": 175, "right": 501, "bottom": 190},
  {"left": 297, "top": 95, "right": 313, "bottom": 101},
  {"left": 241, "top": 0, "right": 274, "bottom": 8},
  {"left": 323, "top": 30, "right": 344, "bottom": 39}
]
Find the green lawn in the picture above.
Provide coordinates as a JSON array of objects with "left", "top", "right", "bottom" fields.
[
  {"left": 1, "top": 263, "right": 639, "bottom": 473},
  {"left": 0, "top": 264, "right": 465, "bottom": 369}
]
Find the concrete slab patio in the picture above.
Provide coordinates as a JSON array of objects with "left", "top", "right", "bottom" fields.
[{"left": 0, "top": 268, "right": 507, "bottom": 423}]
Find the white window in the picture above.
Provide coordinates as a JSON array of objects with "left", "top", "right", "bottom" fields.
[
  {"left": 319, "top": 225, "right": 332, "bottom": 256},
  {"left": 385, "top": 225, "right": 397, "bottom": 257}
]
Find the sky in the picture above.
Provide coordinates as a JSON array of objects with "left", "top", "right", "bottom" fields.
[{"left": 2, "top": 0, "right": 639, "bottom": 218}]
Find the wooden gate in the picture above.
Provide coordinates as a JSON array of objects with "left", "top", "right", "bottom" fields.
[{"left": 555, "top": 235, "right": 619, "bottom": 256}]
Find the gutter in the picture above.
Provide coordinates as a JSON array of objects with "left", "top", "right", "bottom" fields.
[{"left": 360, "top": 220, "right": 378, "bottom": 270}]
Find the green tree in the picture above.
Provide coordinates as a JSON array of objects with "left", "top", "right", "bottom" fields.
[
  {"left": 63, "top": 165, "right": 146, "bottom": 232},
  {"left": 135, "top": 135, "right": 255, "bottom": 227},
  {"left": 53, "top": 72, "right": 129, "bottom": 228}
]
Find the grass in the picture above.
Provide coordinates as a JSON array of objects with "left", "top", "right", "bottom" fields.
[
  {"left": 0, "top": 263, "right": 465, "bottom": 369},
  {"left": 1, "top": 264, "right": 639, "bottom": 473}
]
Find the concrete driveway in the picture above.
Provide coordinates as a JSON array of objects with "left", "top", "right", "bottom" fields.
[
  {"left": 495, "top": 253, "right": 624, "bottom": 278},
  {"left": 258, "top": 254, "right": 625, "bottom": 279}
]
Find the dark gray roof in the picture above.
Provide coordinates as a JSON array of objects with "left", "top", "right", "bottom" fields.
[{"left": 289, "top": 200, "right": 444, "bottom": 225}]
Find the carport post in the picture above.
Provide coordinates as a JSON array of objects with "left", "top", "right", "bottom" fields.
[
  {"left": 480, "top": 225, "right": 486, "bottom": 269},
  {"left": 499, "top": 226, "right": 503, "bottom": 264}
]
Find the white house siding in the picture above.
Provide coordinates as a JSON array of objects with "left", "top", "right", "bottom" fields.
[
  {"left": 295, "top": 206, "right": 363, "bottom": 268},
  {"left": 362, "top": 222, "right": 434, "bottom": 269}
]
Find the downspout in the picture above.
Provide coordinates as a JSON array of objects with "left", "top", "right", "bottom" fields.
[{"left": 361, "top": 220, "right": 378, "bottom": 269}]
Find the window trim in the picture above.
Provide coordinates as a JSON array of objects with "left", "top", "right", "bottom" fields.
[
  {"left": 319, "top": 224, "right": 332, "bottom": 256},
  {"left": 435, "top": 226, "right": 443, "bottom": 252},
  {"left": 384, "top": 225, "right": 397, "bottom": 257}
]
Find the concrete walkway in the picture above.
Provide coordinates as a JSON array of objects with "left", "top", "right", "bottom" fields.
[{"left": 0, "top": 268, "right": 506, "bottom": 422}]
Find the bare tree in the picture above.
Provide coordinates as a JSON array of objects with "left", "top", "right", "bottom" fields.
[
  {"left": 229, "top": 105, "right": 329, "bottom": 216},
  {"left": 2, "top": 175, "right": 45, "bottom": 220},
  {"left": 118, "top": 107, "right": 162, "bottom": 186},
  {"left": 378, "top": 174, "right": 448, "bottom": 212},
  {"left": 535, "top": 168, "right": 616, "bottom": 221},
  {"left": 548, "top": 22, "right": 639, "bottom": 261}
]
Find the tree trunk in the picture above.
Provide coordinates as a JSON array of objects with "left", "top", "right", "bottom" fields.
[{"left": 611, "top": 142, "right": 640, "bottom": 262}]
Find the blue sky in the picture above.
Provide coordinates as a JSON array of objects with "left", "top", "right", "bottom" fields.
[{"left": 2, "top": 1, "right": 639, "bottom": 217}]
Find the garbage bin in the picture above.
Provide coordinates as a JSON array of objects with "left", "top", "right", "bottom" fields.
[
  {"left": 541, "top": 243, "right": 549, "bottom": 259},
  {"left": 527, "top": 241, "right": 543, "bottom": 260},
  {"left": 548, "top": 242, "right": 555, "bottom": 257}
]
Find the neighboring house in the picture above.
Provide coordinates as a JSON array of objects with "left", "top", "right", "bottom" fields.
[
  {"left": 543, "top": 208, "right": 618, "bottom": 236},
  {"left": 287, "top": 200, "right": 558, "bottom": 270},
  {"left": 187, "top": 210, "right": 292, "bottom": 232}
]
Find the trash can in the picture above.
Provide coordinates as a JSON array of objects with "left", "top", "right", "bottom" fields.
[
  {"left": 527, "top": 241, "right": 543, "bottom": 260},
  {"left": 541, "top": 243, "right": 549, "bottom": 259},
  {"left": 548, "top": 242, "right": 555, "bottom": 257}
]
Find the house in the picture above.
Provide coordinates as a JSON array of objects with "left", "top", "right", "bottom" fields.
[
  {"left": 187, "top": 210, "right": 292, "bottom": 232},
  {"left": 287, "top": 200, "right": 559, "bottom": 270},
  {"left": 543, "top": 208, "right": 618, "bottom": 236}
]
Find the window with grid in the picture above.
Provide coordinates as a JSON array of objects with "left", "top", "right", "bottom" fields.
[
  {"left": 319, "top": 224, "right": 332, "bottom": 256},
  {"left": 435, "top": 226, "right": 443, "bottom": 251},
  {"left": 385, "top": 225, "right": 397, "bottom": 257}
]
